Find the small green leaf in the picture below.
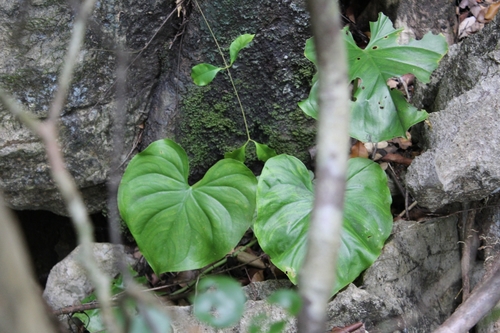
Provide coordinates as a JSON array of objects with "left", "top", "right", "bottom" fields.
[
  {"left": 253, "top": 141, "right": 277, "bottom": 162},
  {"left": 193, "top": 276, "right": 246, "bottom": 328},
  {"left": 118, "top": 139, "right": 257, "bottom": 274},
  {"left": 303, "top": 37, "right": 316, "bottom": 65},
  {"left": 267, "top": 289, "right": 302, "bottom": 316},
  {"left": 225, "top": 143, "right": 247, "bottom": 162},
  {"left": 191, "top": 63, "right": 223, "bottom": 86},
  {"left": 254, "top": 155, "right": 392, "bottom": 295},
  {"left": 230, "top": 34, "right": 255, "bottom": 65}
]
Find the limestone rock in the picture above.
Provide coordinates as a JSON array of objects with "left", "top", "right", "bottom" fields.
[
  {"left": 0, "top": 0, "right": 178, "bottom": 215},
  {"left": 43, "top": 243, "right": 135, "bottom": 310},
  {"left": 407, "top": 18, "right": 500, "bottom": 210},
  {"left": 355, "top": 0, "right": 457, "bottom": 45}
]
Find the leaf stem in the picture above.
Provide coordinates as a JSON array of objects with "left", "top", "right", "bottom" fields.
[
  {"left": 170, "top": 238, "right": 258, "bottom": 296},
  {"left": 193, "top": 0, "right": 251, "bottom": 141}
]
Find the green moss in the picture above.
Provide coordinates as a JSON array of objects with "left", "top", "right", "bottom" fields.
[{"left": 177, "top": 83, "right": 246, "bottom": 180}]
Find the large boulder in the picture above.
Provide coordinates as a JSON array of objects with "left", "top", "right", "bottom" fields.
[
  {"left": 407, "top": 17, "right": 500, "bottom": 211},
  {"left": 142, "top": 0, "right": 317, "bottom": 180},
  {"left": 0, "top": 0, "right": 179, "bottom": 215}
]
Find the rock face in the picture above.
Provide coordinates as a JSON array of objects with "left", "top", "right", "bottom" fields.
[
  {"left": 352, "top": 0, "right": 457, "bottom": 45},
  {"left": 43, "top": 243, "right": 135, "bottom": 310},
  {"left": 0, "top": 0, "right": 179, "bottom": 215},
  {"left": 142, "top": 0, "right": 317, "bottom": 180},
  {"left": 0, "top": 0, "right": 317, "bottom": 214},
  {"left": 407, "top": 17, "right": 500, "bottom": 211}
]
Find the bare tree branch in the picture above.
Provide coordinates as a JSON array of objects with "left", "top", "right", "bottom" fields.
[{"left": 298, "top": 1, "right": 350, "bottom": 332}]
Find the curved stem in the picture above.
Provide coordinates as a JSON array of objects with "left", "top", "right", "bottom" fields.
[{"left": 193, "top": 0, "right": 251, "bottom": 141}]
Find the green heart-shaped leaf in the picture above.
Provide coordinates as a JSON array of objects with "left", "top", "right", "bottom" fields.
[
  {"left": 118, "top": 139, "right": 257, "bottom": 274},
  {"left": 300, "top": 13, "right": 447, "bottom": 141},
  {"left": 191, "top": 63, "right": 223, "bottom": 86},
  {"left": 254, "top": 155, "right": 392, "bottom": 295},
  {"left": 230, "top": 34, "right": 255, "bottom": 65}
]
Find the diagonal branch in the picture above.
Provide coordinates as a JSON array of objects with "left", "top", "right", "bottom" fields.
[{"left": 433, "top": 256, "right": 500, "bottom": 333}]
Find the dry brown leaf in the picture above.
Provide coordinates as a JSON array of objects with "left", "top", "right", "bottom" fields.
[
  {"left": 485, "top": 1, "right": 500, "bottom": 21},
  {"left": 236, "top": 250, "right": 266, "bottom": 269},
  {"left": 350, "top": 141, "right": 369, "bottom": 158},
  {"left": 380, "top": 153, "right": 413, "bottom": 166},
  {"left": 250, "top": 269, "right": 265, "bottom": 282}
]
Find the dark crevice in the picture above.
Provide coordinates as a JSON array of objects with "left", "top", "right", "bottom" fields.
[{"left": 14, "top": 209, "right": 110, "bottom": 288}]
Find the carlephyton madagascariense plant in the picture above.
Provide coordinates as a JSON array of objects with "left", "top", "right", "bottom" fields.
[
  {"left": 299, "top": 12, "right": 448, "bottom": 142},
  {"left": 118, "top": 29, "right": 392, "bottom": 296}
]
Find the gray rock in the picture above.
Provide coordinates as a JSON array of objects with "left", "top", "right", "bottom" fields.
[
  {"left": 43, "top": 243, "right": 135, "bottom": 310},
  {"left": 0, "top": 0, "right": 178, "bottom": 215},
  {"left": 356, "top": 0, "right": 456, "bottom": 45},
  {"left": 406, "top": 19, "right": 500, "bottom": 210}
]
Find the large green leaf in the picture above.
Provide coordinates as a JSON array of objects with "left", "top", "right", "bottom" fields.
[
  {"left": 299, "top": 13, "right": 448, "bottom": 142},
  {"left": 346, "top": 13, "right": 447, "bottom": 142},
  {"left": 118, "top": 139, "right": 257, "bottom": 274},
  {"left": 254, "top": 155, "right": 392, "bottom": 295}
]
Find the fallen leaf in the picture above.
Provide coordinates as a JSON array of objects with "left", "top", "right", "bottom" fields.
[
  {"left": 350, "top": 141, "right": 369, "bottom": 158},
  {"left": 380, "top": 153, "right": 413, "bottom": 166}
]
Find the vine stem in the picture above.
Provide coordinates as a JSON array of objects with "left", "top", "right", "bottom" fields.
[
  {"left": 193, "top": 0, "right": 251, "bottom": 141},
  {"left": 170, "top": 238, "right": 258, "bottom": 296}
]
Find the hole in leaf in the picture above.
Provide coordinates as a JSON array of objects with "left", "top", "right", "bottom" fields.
[{"left": 357, "top": 57, "right": 361, "bottom": 60}]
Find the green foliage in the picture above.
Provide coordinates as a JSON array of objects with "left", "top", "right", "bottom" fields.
[
  {"left": 299, "top": 13, "right": 448, "bottom": 142},
  {"left": 224, "top": 140, "right": 277, "bottom": 163},
  {"left": 192, "top": 276, "right": 246, "bottom": 328},
  {"left": 117, "top": 139, "right": 257, "bottom": 274},
  {"left": 191, "top": 34, "right": 255, "bottom": 86},
  {"left": 254, "top": 155, "right": 392, "bottom": 295},
  {"left": 72, "top": 272, "right": 165, "bottom": 333}
]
